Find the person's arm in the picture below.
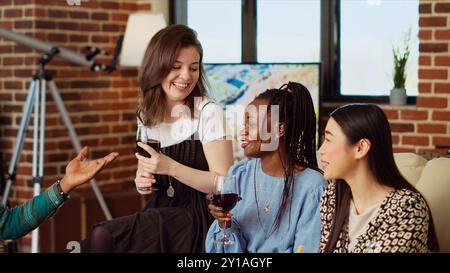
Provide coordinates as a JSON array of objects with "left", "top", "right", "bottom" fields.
[
  {"left": 290, "top": 185, "right": 324, "bottom": 253},
  {"left": 135, "top": 101, "right": 234, "bottom": 194},
  {"left": 173, "top": 139, "right": 233, "bottom": 193},
  {"left": 319, "top": 182, "right": 335, "bottom": 253},
  {"left": 136, "top": 136, "right": 234, "bottom": 194},
  {"left": 0, "top": 182, "right": 70, "bottom": 240},
  {"left": 205, "top": 218, "right": 247, "bottom": 253},
  {"left": 374, "top": 194, "right": 430, "bottom": 253},
  {"left": 0, "top": 146, "right": 118, "bottom": 240}
]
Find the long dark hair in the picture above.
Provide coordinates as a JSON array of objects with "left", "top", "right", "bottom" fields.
[
  {"left": 323, "top": 103, "right": 439, "bottom": 252},
  {"left": 137, "top": 24, "right": 208, "bottom": 126},
  {"left": 254, "top": 81, "right": 320, "bottom": 233}
]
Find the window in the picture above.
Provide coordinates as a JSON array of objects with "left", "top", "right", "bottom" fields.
[
  {"left": 183, "top": 0, "right": 320, "bottom": 63},
  {"left": 340, "top": 0, "right": 419, "bottom": 96},
  {"left": 173, "top": 0, "right": 420, "bottom": 101},
  {"left": 187, "top": 0, "right": 242, "bottom": 63},
  {"left": 257, "top": 0, "right": 321, "bottom": 63}
]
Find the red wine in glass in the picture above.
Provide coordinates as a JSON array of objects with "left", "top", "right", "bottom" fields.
[
  {"left": 136, "top": 139, "right": 161, "bottom": 158},
  {"left": 212, "top": 193, "right": 240, "bottom": 212},
  {"left": 212, "top": 175, "right": 240, "bottom": 245}
]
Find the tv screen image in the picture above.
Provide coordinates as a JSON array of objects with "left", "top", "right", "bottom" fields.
[{"left": 204, "top": 63, "right": 320, "bottom": 160}]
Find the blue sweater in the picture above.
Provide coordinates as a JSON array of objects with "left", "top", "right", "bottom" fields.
[{"left": 206, "top": 158, "right": 327, "bottom": 253}]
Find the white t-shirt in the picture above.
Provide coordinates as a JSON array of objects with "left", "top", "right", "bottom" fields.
[{"left": 137, "top": 98, "right": 230, "bottom": 148}]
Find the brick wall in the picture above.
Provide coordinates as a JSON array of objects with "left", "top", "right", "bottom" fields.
[
  {"left": 398, "top": 0, "right": 450, "bottom": 154},
  {"left": 0, "top": 0, "right": 153, "bottom": 252},
  {"left": 322, "top": 0, "right": 450, "bottom": 155},
  {"left": 1, "top": 0, "right": 449, "bottom": 253},
  {"left": 382, "top": 0, "right": 450, "bottom": 154}
]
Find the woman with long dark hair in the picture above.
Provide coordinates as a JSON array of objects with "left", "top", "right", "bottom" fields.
[
  {"left": 206, "top": 82, "right": 327, "bottom": 253},
  {"left": 319, "top": 103, "right": 439, "bottom": 253},
  {"left": 82, "top": 24, "right": 234, "bottom": 253}
]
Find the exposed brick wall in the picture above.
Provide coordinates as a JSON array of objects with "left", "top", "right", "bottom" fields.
[
  {"left": 1, "top": 0, "right": 449, "bottom": 253},
  {"left": 322, "top": 0, "right": 450, "bottom": 155},
  {"left": 380, "top": 0, "right": 450, "bottom": 154},
  {"left": 0, "top": 0, "right": 152, "bottom": 252}
]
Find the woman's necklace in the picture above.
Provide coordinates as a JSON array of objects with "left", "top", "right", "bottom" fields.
[
  {"left": 160, "top": 144, "right": 175, "bottom": 198},
  {"left": 253, "top": 160, "right": 279, "bottom": 239},
  {"left": 254, "top": 160, "right": 276, "bottom": 214},
  {"left": 167, "top": 176, "right": 175, "bottom": 197}
]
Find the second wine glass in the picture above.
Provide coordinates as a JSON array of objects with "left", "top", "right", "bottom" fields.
[{"left": 211, "top": 175, "right": 241, "bottom": 245}]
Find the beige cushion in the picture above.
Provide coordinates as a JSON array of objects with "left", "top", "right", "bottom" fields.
[
  {"left": 394, "top": 153, "right": 428, "bottom": 186},
  {"left": 415, "top": 157, "right": 450, "bottom": 253}
]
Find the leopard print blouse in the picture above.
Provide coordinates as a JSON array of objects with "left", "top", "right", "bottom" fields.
[{"left": 319, "top": 182, "right": 430, "bottom": 253}]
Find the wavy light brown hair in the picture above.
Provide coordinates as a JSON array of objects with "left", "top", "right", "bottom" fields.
[{"left": 137, "top": 24, "right": 208, "bottom": 126}]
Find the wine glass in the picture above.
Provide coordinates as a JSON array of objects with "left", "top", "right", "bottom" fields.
[
  {"left": 136, "top": 124, "right": 161, "bottom": 192},
  {"left": 211, "top": 175, "right": 240, "bottom": 245}
]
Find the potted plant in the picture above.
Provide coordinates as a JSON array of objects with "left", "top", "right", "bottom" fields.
[{"left": 390, "top": 31, "right": 411, "bottom": 105}]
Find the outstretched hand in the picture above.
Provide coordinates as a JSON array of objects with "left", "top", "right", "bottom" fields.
[{"left": 60, "top": 146, "right": 119, "bottom": 194}]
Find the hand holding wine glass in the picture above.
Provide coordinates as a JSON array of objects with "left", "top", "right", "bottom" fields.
[
  {"left": 209, "top": 175, "right": 241, "bottom": 245},
  {"left": 135, "top": 125, "right": 161, "bottom": 193}
]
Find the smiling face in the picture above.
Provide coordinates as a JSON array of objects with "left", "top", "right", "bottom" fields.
[
  {"left": 318, "top": 117, "right": 358, "bottom": 181},
  {"left": 241, "top": 101, "right": 262, "bottom": 158},
  {"left": 161, "top": 46, "right": 200, "bottom": 104},
  {"left": 241, "top": 99, "right": 280, "bottom": 158}
]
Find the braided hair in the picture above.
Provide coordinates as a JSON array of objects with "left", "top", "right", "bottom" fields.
[{"left": 254, "top": 81, "right": 320, "bottom": 233}]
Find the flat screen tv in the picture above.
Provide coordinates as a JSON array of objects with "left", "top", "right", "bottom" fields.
[{"left": 204, "top": 63, "right": 320, "bottom": 160}]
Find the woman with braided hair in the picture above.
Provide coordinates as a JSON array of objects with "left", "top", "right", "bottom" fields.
[{"left": 206, "top": 82, "right": 327, "bottom": 253}]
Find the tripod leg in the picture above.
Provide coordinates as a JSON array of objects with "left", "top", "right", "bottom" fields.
[
  {"left": 47, "top": 80, "right": 113, "bottom": 220},
  {"left": 2, "top": 80, "right": 38, "bottom": 205},
  {"left": 31, "top": 78, "right": 47, "bottom": 253}
]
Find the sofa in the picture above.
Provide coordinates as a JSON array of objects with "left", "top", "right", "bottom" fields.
[{"left": 394, "top": 153, "right": 450, "bottom": 253}]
